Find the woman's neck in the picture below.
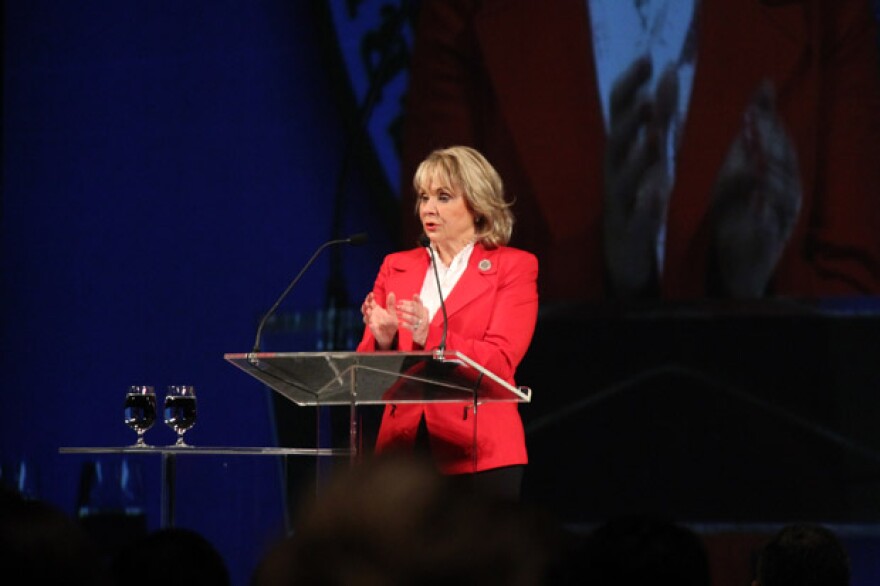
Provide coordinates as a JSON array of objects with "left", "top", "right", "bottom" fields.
[{"left": 435, "top": 237, "right": 475, "bottom": 267}]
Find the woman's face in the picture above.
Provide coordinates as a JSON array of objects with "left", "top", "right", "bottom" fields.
[{"left": 418, "top": 173, "right": 476, "bottom": 249}]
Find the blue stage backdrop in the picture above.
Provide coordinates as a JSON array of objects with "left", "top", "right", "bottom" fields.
[{"left": 1, "top": 1, "right": 401, "bottom": 583}]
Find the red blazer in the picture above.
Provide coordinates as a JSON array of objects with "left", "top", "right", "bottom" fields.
[
  {"left": 357, "top": 244, "right": 539, "bottom": 474},
  {"left": 401, "top": 0, "right": 880, "bottom": 300}
]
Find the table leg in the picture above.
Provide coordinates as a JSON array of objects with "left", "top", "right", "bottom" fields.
[{"left": 161, "top": 452, "right": 176, "bottom": 528}]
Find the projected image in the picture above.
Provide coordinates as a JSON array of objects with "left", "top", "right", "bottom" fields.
[{"left": 332, "top": 0, "right": 880, "bottom": 304}]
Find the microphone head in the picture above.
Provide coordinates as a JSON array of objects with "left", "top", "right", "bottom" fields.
[
  {"left": 418, "top": 234, "right": 431, "bottom": 248},
  {"left": 347, "top": 232, "right": 369, "bottom": 246}
]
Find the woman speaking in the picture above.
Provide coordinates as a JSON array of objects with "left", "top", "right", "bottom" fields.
[{"left": 357, "top": 146, "right": 538, "bottom": 500}]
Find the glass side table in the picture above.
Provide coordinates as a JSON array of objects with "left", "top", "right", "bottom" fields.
[{"left": 60, "top": 445, "right": 352, "bottom": 527}]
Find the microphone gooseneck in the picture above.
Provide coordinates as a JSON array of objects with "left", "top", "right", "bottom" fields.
[
  {"left": 251, "top": 233, "right": 368, "bottom": 355},
  {"left": 419, "top": 235, "right": 448, "bottom": 356}
]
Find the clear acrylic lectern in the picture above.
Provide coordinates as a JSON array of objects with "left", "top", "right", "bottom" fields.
[{"left": 224, "top": 350, "right": 532, "bottom": 457}]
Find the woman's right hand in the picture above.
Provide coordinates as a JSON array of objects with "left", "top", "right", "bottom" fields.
[
  {"left": 603, "top": 55, "right": 677, "bottom": 297},
  {"left": 361, "top": 291, "right": 398, "bottom": 350}
]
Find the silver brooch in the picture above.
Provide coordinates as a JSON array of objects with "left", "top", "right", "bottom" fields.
[{"left": 478, "top": 259, "right": 492, "bottom": 271}]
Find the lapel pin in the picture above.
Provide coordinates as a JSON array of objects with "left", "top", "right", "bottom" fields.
[{"left": 478, "top": 259, "right": 492, "bottom": 272}]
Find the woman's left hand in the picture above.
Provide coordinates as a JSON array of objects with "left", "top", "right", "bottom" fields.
[
  {"left": 710, "top": 81, "right": 802, "bottom": 297},
  {"left": 397, "top": 294, "right": 429, "bottom": 347}
]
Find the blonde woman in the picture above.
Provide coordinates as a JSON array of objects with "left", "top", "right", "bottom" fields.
[{"left": 358, "top": 146, "right": 538, "bottom": 500}]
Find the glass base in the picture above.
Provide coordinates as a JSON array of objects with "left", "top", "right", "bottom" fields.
[{"left": 131, "top": 435, "right": 151, "bottom": 448}]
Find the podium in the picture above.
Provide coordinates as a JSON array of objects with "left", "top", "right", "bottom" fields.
[
  {"left": 60, "top": 351, "right": 531, "bottom": 529},
  {"left": 224, "top": 350, "right": 532, "bottom": 459}
]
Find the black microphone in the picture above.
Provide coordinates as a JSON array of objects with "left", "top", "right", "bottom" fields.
[
  {"left": 419, "top": 234, "right": 448, "bottom": 357},
  {"left": 251, "top": 233, "right": 368, "bottom": 355}
]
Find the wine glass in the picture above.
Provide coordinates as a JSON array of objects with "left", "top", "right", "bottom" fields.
[
  {"left": 164, "top": 385, "right": 197, "bottom": 446},
  {"left": 123, "top": 385, "right": 157, "bottom": 447}
]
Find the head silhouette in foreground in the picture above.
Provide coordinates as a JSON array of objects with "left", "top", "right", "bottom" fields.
[{"left": 754, "top": 523, "right": 850, "bottom": 586}]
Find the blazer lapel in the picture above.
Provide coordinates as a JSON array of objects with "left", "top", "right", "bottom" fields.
[
  {"left": 440, "top": 245, "right": 496, "bottom": 324},
  {"left": 390, "top": 248, "right": 429, "bottom": 299}
]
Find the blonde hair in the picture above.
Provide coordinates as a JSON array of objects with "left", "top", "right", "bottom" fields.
[{"left": 412, "top": 146, "right": 514, "bottom": 248}]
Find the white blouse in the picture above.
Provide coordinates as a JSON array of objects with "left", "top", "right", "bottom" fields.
[{"left": 418, "top": 241, "right": 475, "bottom": 321}]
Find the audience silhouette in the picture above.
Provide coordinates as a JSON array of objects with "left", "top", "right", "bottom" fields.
[
  {"left": 754, "top": 523, "right": 850, "bottom": 586},
  {"left": 580, "top": 514, "right": 711, "bottom": 586},
  {"left": 110, "top": 527, "right": 231, "bottom": 586},
  {"left": 252, "top": 455, "right": 568, "bottom": 585},
  {"left": 0, "top": 485, "right": 112, "bottom": 586}
]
